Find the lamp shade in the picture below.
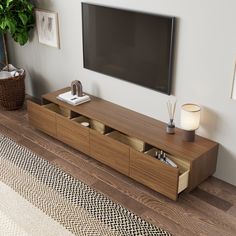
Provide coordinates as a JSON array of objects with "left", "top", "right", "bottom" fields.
[{"left": 180, "top": 104, "right": 201, "bottom": 131}]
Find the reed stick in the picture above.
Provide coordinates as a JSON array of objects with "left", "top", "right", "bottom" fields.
[{"left": 167, "top": 100, "right": 177, "bottom": 122}]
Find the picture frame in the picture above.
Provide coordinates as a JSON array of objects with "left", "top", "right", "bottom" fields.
[
  {"left": 35, "top": 9, "right": 60, "bottom": 48},
  {"left": 231, "top": 58, "right": 236, "bottom": 99}
]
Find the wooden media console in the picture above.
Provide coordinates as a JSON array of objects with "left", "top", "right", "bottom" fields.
[{"left": 27, "top": 87, "right": 219, "bottom": 200}]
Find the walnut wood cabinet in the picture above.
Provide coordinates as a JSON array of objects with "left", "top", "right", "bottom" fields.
[{"left": 27, "top": 87, "right": 219, "bottom": 200}]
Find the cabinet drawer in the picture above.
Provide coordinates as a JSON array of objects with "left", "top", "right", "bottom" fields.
[
  {"left": 27, "top": 101, "right": 57, "bottom": 137},
  {"left": 107, "top": 131, "right": 145, "bottom": 152},
  {"left": 90, "top": 129, "right": 130, "bottom": 175},
  {"left": 57, "top": 115, "right": 90, "bottom": 155},
  {"left": 130, "top": 149, "right": 189, "bottom": 200}
]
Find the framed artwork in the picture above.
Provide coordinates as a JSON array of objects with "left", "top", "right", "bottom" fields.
[
  {"left": 231, "top": 58, "right": 236, "bottom": 99},
  {"left": 35, "top": 9, "right": 60, "bottom": 48}
]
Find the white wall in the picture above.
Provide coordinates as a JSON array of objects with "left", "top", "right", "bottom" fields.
[{"left": 8, "top": 0, "right": 236, "bottom": 186}]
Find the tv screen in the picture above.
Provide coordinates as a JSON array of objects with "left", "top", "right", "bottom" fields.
[{"left": 82, "top": 3, "right": 175, "bottom": 95}]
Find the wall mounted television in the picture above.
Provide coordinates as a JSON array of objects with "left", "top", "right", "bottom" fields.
[{"left": 82, "top": 3, "right": 175, "bottom": 95}]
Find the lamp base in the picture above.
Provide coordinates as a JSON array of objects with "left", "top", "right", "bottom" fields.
[{"left": 183, "top": 130, "right": 195, "bottom": 142}]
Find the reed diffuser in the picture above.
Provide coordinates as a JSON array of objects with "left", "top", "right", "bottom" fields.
[{"left": 166, "top": 100, "right": 176, "bottom": 134}]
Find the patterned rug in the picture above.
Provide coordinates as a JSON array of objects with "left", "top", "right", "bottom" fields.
[{"left": 0, "top": 133, "right": 171, "bottom": 236}]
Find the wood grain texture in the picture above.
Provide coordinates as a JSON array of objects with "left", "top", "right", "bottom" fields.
[
  {"left": 0, "top": 102, "right": 235, "bottom": 236},
  {"left": 228, "top": 206, "right": 236, "bottom": 218},
  {"left": 130, "top": 149, "right": 179, "bottom": 200},
  {"left": 41, "top": 88, "right": 219, "bottom": 193},
  {"left": 56, "top": 115, "right": 90, "bottom": 155},
  {"left": 198, "top": 176, "right": 236, "bottom": 206},
  {"left": 27, "top": 101, "right": 57, "bottom": 137},
  {"left": 181, "top": 193, "right": 236, "bottom": 235},
  {"left": 188, "top": 145, "right": 219, "bottom": 191},
  {"left": 42, "top": 87, "right": 219, "bottom": 162},
  {"left": 28, "top": 88, "right": 219, "bottom": 199},
  {"left": 90, "top": 129, "right": 130, "bottom": 175},
  {"left": 141, "top": 209, "right": 195, "bottom": 236},
  {"left": 191, "top": 187, "right": 233, "bottom": 211}
]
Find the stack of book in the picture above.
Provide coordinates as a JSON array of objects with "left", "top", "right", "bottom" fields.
[{"left": 57, "top": 91, "right": 91, "bottom": 106}]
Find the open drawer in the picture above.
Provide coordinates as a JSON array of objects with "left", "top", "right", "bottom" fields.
[
  {"left": 106, "top": 131, "right": 146, "bottom": 152},
  {"left": 27, "top": 101, "right": 58, "bottom": 137},
  {"left": 27, "top": 101, "right": 73, "bottom": 135},
  {"left": 130, "top": 148, "right": 190, "bottom": 200},
  {"left": 42, "top": 103, "right": 73, "bottom": 118},
  {"left": 27, "top": 101, "right": 90, "bottom": 154},
  {"left": 73, "top": 116, "right": 111, "bottom": 134}
]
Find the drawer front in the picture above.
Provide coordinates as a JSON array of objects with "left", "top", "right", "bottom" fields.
[
  {"left": 130, "top": 149, "right": 179, "bottom": 200},
  {"left": 90, "top": 129, "right": 130, "bottom": 175},
  {"left": 27, "top": 101, "right": 57, "bottom": 137},
  {"left": 56, "top": 115, "right": 90, "bottom": 155}
]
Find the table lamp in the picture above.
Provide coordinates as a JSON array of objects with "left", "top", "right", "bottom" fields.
[{"left": 180, "top": 103, "right": 201, "bottom": 142}]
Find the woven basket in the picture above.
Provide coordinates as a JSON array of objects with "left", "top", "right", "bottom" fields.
[{"left": 0, "top": 70, "right": 25, "bottom": 110}]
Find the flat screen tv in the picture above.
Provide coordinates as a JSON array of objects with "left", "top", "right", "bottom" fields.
[{"left": 82, "top": 3, "right": 175, "bottom": 95}]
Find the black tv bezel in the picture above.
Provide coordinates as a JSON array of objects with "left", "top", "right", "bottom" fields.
[{"left": 81, "top": 3, "right": 175, "bottom": 95}]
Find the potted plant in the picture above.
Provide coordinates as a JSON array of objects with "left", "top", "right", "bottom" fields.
[
  {"left": 0, "top": 0, "right": 35, "bottom": 46},
  {"left": 0, "top": 0, "right": 35, "bottom": 110}
]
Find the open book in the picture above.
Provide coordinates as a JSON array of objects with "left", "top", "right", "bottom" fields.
[{"left": 57, "top": 91, "right": 91, "bottom": 106}]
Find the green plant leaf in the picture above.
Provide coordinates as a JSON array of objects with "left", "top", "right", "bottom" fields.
[
  {"left": 27, "top": 3, "right": 34, "bottom": 11},
  {"left": 14, "top": 31, "right": 28, "bottom": 45},
  {"left": 18, "top": 12, "right": 28, "bottom": 25},
  {"left": 0, "top": 19, "right": 7, "bottom": 30},
  {"left": 6, "top": 0, "right": 14, "bottom": 8},
  {"left": 6, "top": 18, "right": 16, "bottom": 34},
  {"left": 0, "top": 0, "right": 35, "bottom": 45}
]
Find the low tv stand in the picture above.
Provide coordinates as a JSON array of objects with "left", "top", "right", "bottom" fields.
[{"left": 27, "top": 87, "right": 219, "bottom": 200}]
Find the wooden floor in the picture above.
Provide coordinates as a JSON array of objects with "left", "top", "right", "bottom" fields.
[{"left": 1, "top": 101, "right": 236, "bottom": 236}]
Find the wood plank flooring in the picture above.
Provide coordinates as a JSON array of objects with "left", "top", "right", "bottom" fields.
[{"left": 0, "top": 101, "right": 236, "bottom": 236}]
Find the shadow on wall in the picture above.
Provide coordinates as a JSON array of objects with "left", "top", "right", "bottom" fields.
[
  {"left": 32, "top": 0, "right": 53, "bottom": 8},
  {"left": 199, "top": 106, "right": 220, "bottom": 139},
  {"left": 215, "top": 145, "right": 236, "bottom": 185},
  {"left": 170, "top": 17, "right": 180, "bottom": 96},
  {"left": 28, "top": 69, "right": 50, "bottom": 98}
]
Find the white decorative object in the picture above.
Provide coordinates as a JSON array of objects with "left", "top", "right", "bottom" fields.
[
  {"left": 57, "top": 91, "right": 91, "bottom": 106},
  {"left": 81, "top": 122, "right": 90, "bottom": 127},
  {"left": 180, "top": 104, "right": 201, "bottom": 142},
  {"left": 35, "top": 9, "right": 60, "bottom": 48}
]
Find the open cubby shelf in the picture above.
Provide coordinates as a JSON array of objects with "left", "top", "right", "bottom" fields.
[{"left": 27, "top": 87, "right": 219, "bottom": 200}]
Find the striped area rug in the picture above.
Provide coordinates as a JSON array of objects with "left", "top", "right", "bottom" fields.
[{"left": 0, "top": 133, "right": 171, "bottom": 236}]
